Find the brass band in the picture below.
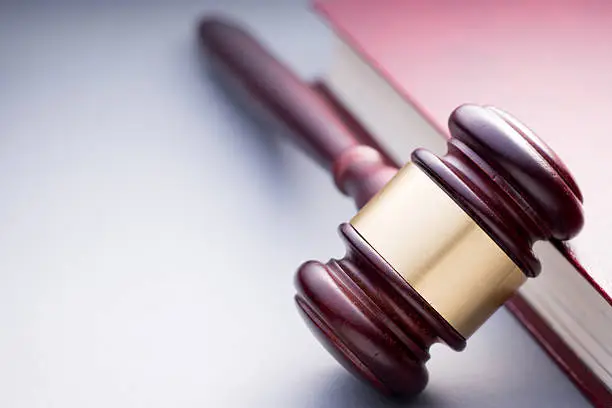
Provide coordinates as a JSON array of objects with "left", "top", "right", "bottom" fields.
[{"left": 350, "top": 163, "right": 525, "bottom": 338}]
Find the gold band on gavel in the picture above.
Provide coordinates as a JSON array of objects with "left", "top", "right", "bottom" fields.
[{"left": 350, "top": 163, "right": 525, "bottom": 338}]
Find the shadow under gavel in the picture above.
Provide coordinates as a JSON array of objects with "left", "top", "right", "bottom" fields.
[{"left": 198, "top": 16, "right": 584, "bottom": 397}]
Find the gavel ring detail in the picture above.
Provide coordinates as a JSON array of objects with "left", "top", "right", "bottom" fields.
[{"left": 199, "top": 17, "right": 585, "bottom": 397}]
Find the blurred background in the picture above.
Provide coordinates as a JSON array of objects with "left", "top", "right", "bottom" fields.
[{"left": 0, "top": 1, "right": 589, "bottom": 407}]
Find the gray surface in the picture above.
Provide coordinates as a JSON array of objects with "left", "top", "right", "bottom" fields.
[{"left": 0, "top": 1, "right": 588, "bottom": 407}]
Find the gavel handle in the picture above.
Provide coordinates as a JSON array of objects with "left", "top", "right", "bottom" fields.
[{"left": 198, "top": 17, "right": 398, "bottom": 207}]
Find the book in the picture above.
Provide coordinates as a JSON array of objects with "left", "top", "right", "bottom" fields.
[{"left": 314, "top": 0, "right": 612, "bottom": 405}]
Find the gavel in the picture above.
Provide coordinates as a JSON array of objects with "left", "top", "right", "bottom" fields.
[{"left": 199, "top": 17, "right": 584, "bottom": 397}]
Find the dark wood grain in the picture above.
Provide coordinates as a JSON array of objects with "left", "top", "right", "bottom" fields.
[
  {"left": 413, "top": 105, "right": 584, "bottom": 277},
  {"left": 295, "top": 223, "right": 465, "bottom": 396},
  {"left": 198, "top": 18, "right": 396, "bottom": 207},
  {"left": 198, "top": 16, "right": 585, "bottom": 398}
]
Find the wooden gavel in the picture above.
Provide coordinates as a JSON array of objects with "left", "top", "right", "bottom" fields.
[{"left": 199, "top": 17, "right": 584, "bottom": 397}]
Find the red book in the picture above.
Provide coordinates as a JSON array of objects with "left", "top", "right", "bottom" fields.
[{"left": 314, "top": 0, "right": 612, "bottom": 405}]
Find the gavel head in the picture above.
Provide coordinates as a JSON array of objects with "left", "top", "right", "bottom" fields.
[{"left": 294, "top": 104, "right": 584, "bottom": 397}]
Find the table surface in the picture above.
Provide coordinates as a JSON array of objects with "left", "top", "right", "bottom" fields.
[{"left": 0, "top": 1, "right": 589, "bottom": 407}]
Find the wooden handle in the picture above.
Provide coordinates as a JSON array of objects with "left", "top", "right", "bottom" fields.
[
  {"left": 198, "top": 17, "right": 398, "bottom": 207},
  {"left": 198, "top": 17, "right": 364, "bottom": 171}
]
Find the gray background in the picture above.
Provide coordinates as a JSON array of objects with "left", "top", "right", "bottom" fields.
[{"left": 0, "top": 1, "right": 588, "bottom": 407}]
